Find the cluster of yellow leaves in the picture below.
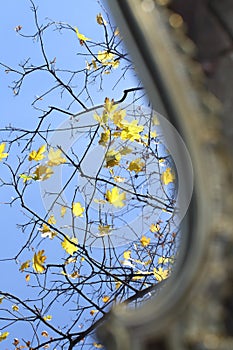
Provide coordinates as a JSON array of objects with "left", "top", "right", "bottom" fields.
[
  {"left": 0, "top": 332, "right": 9, "bottom": 342},
  {"left": 105, "top": 149, "right": 121, "bottom": 168},
  {"left": 97, "top": 50, "right": 120, "bottom": 69},
  {"left": 158, "top": 256, "right": 174, "bottom": 265},
  {"left": 140, "top": 235, "right": 151, "bottom": 247},
  {"left": 105, "top": 187, "right": 126, "bottom": 208},
  {"left": 128, "top": 158, "right": 145, "bottom": 173},
  {"left": 153, "top": 267, "right": 169, "bottom": 281},
  {"left": 39, "top": 215, "right": 57, "bottom": 239},
  {"left": 21, "top": 146, "right": 66, "bottom": 182},
  {"left": 120, "top": 120, "right": 144, "bottom": 141},
  {"left": 161, "top": 167, "right": 175, "bottom": 185},
  {"left": 94, "top": 98, "right": 118, "bottom": 126},
  {"left": 72, "top": 202, "right": 85, "bottom": 217},
  {"left": 34, "top": 165, "right": 54, "bottom": 181},
  {"left": 40, "top": 223, "right": 57, "bottom": 239},
  {"left": 93, "top": 343, "right": 103, "bottom": 349},
  {"left": 32, "top": 250, "right": 47, "bottom": 273},
  {"left": 61, "top": 236, "right": 78, "bottom": 255},
  {"left": 0, "top": 143, "right": 8, "bottom": 161}
]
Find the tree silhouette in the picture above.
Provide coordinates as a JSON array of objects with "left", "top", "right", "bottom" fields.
[{"left": 0, "top": 1, "right": 180, "bottom": 349}]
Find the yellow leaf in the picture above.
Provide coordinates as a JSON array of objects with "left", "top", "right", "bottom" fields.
[
  {"left": 96, "top": 13, "right": 104, "bottom": 25},
  {"left": 0, "top": 296, "right": 4, "bottom": 304},
  {"left": 111, "top": 60, "right": 120, "bottom": 69},
  {"left": 93, "top": 343, "right": 103, "bottom": 349},
  {"left": 19, "top": 173, "right": 36, "bottom": 182},
  {"left": 99, "top": 129, "right": 110, "bottom": 147},
  {"left": 132, "top": 270, "right": 151, "bottom": 281},
  {"left": 72, "top": 202, "right": 85, "bottom": 217},
  {"left": 119, "top": 146, "right": 132, "bottom": 155},
  {"left": 47, "top": 147, "right": 66, "bottom": 166},
  {"left": 0, "top": 332, "right": 9, "bottom": 342},
  {"left": 150, "top": 223, "right": 160, "bottom": 232},
  {"left": 40, "top": 224, "right": 57, "bottom": 239},
  {"left": 140, "top": 236, "right": 151, "bottom": 247},
  {"left": 47, "top": 215, "right": 56, "bottom": 225},
  {"left": 112, "top": 109, "right": 126, "bottom": 127},
  {"left": 158, "top": 256, "right": 174, "bottom": 265},
  {"left": 105, "top": 187, "right": 126, "bottom": 208},
  {"left": 19, "top": 260, "right": 30, "bottom": 272},
  {"left": 104, "top": 97, "right": 117, "bottom": 115},
  {"left": 113, "top": 176, "right": 125, "bottom": 183},
  {"left": 128, "top": 158, "right": 145, "bottom": 173},
  {"left": 32, "top": 250, "right": 46, "bottom": 273},
  {"left": 98, "top": 50, "right": 114, "bottom": 63},
  {"left": 90, "top": 309, "right": 98, "bottom": 316},
  {"left": 94, "top": 198, "right": 107, "bottom": 204},
  {"left": 105, "top": 149, "right": 121, "bottom": 168},
  {"left": 153, "top": 267, "right": 169, "bottom": 281},
  {"left": 75, "top": 27, "right": 91, "bottom": 42},
  {"left": 98, "top": 224, "right": 111, "bottom": 236},
  {"left": 25, "top": 274, "right": 30, "bottom": 282},
  {"left": 102, "top": 296, "right": 110, "bottom": 303},
  {"left": 161, "top": 168, "right": 175, "bottom": 185},
  {"left": 41, "top": 330, "right": 49, "bottom": 337},
  {"left": 28, "top": 145, "right": 46, "bottom": 161},
  {"left": 115, "top": 280, "right": 122, "bottom": 289},
  {"left": 152, "top": 114, "right": 160, "bottom": 125},
  {"left": 69, "top": 271, "right": 79, "bottom": 279},
  {"left": 12, "top": 305, "right": 19, "bottom": 312},
  {"left": 43, "top": 315, "right": 52, "bottom": 321},
  {"left": 60, "top": 206, "right": 67, "bottom": 218},
  {"left": 61, "top": 236, "right": 78, "bottom": 255},
  {"left": 123, "top": 250, "right": 131, "bottom": 260},
  {"left": 120, "top": 120, "right": 144, "bottom": 141},
  {"left": 33, "top": 165, "right": 53, "bottom": 181},
  {"left": 0, "top": 143, "right": 8, "bottom": 161},
  {"left": 114, "top": 28, "right": 120, "bottom": 36},
  {"left": 91, "top": 59, "right": 98, "bottom": 70}
]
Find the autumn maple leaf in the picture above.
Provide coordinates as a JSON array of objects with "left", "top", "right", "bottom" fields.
[
  {"left": 72, "top": 202, "right": 85, "bottom": 217},
  {"left": 32, "top": 250, "right": 46, "bottom": 273},
  {"left": 47, "top": 147, "right": 66, "bottom": 166},
  {"left": 161, "top": 167, "right": 175, "bottom": 185},
  {"left": 105, "top": 187, "right": 126, "bottom": 208},
  {"left": 61, "top": 236, "right": 78, "bottom": 255},
  {"left": 28, "top": 145, "right": 46, "bottom": 161}
]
